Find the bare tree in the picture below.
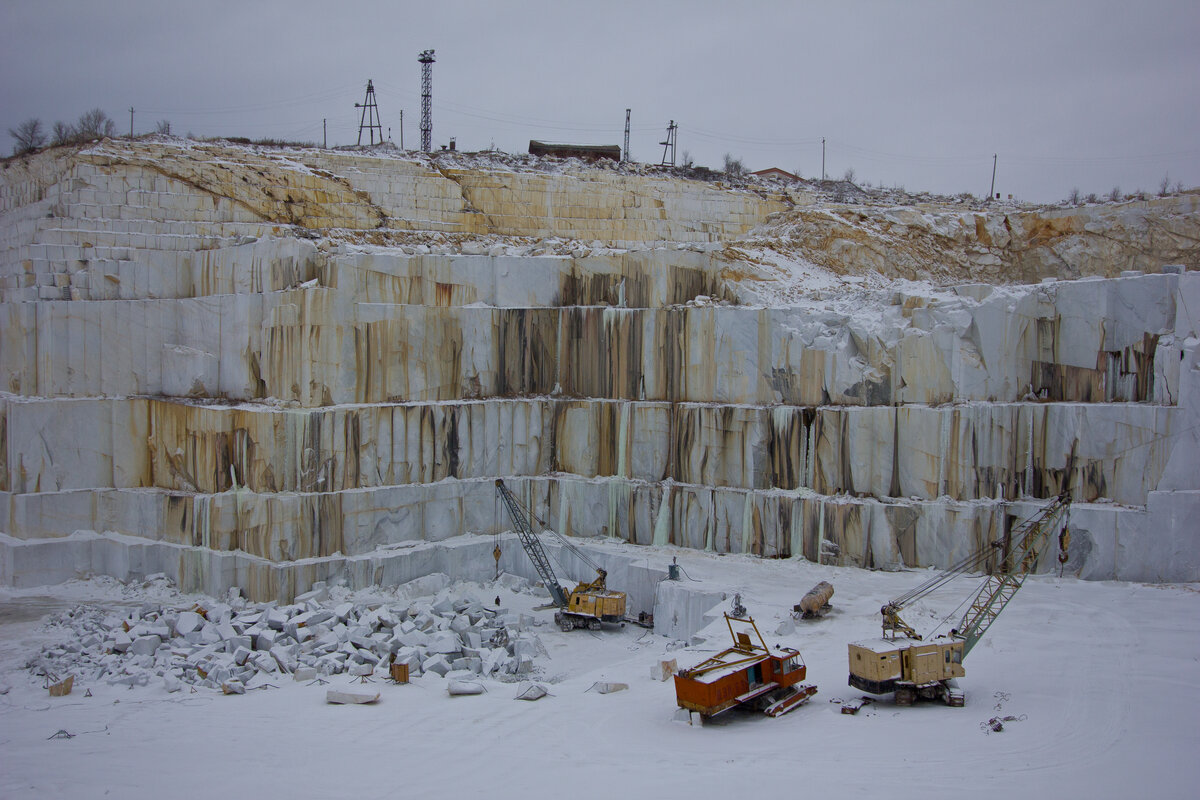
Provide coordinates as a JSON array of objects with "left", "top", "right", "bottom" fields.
[
  {"left": 681, "top": 149, "right": 693, "bottom": 168},
  {"left": 1067, "top": 187, "right": 1082, "bottom": 205},
  {"left": 1085, "top": 193, "right": 1098, "bottom": 204},
  {"left": 155, "top": 120, "right": 172, "bottom": 135},
  {"left": 74, "top": 108, "right": 117, "bottom": 141},
  {"left": 51, "top": 121, "right": 75, "bottom": 146},
  {"left": 843, "top": 166, "right": 856, "bottom": 184},
  {"left": 722, "top": 153, "right": 745, "bottom": 179},
  {"left": 1108, "top": 186, "right": 1122, "bottom": 202},
  {"left": 7, "top": 118, "right": 46, "bottom": 155},
  {"left": 1159, "top": 174, "right": 1171, "bottom": 197}
]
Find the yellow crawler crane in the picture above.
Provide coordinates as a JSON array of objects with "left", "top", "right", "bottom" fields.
[
  {"left": 495, "top": 479, "right": 627, "bottom": 631},
  {"left": 848, "top": 492, "right": 1071, "bottom": 706}
]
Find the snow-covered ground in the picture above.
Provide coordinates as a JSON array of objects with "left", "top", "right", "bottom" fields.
[{"left": 1, "top": 541, "right": 1196, "bottom": 799}]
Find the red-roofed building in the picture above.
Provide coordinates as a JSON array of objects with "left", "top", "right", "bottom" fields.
[{"left": 751, "top": 167, "right": 799, "bottom": 181}]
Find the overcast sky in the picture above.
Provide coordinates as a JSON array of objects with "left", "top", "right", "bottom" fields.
[{"left": 3, "top": 0, "right": 1198, "bottom": 202}]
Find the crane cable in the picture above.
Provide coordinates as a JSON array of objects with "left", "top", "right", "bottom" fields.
[
  {"left": 498, "top": 483, "right": 606, "bottom": 581},
  {"left": 890, "top": 544, "right": 997, "bottom": 608},
  {"left": 926, "top": 498, "right": 1071, "bottom": 638},
  {"left": 890, "top": 495, "right": 1069, "bottom": 611},
  {"left": 493, "top": 490, "right": 502, "bottom": 581}
]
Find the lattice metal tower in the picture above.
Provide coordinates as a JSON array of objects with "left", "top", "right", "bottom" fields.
[
  {"left": 355, "top": 80, "right": 383, "bottom": 146},
  {"left": 659, "top": 120, "right": 677, "bottom": 167},
  {"left": 419, "top": 49, "right": 436, "bottom": 153},
  {"left": 623, "top": 109, "right": 631, "bottom": 162}
]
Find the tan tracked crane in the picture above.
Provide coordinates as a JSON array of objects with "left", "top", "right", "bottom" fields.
[
  {"left": 494, "top": 479, "right": 627, "bottom": 631},
  {"left": 848, "top": 491, "right": 1071, "bottom": 706}
]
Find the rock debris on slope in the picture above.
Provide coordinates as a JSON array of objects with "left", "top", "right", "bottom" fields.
[{"left": 26, "top": 573, "right": 548, "bottom": 695}]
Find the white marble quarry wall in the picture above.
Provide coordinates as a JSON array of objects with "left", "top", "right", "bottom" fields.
[
  {"left": 883, "top": 274, "right": 1182, "bottom": 406},
  {"left": 2, "top": 273, "right": 1189, "bottom": 406},
  {"left": 0, "top": 526, "right": 666, "bottom": 609},
  {"left": 327, "top": 249, "right": 729, "bottom": 308},
  {"left": 2, "top": 141, "right": 1198, "bottom": 599},
  {"left": 1, "top": 235, "right": 320, "bottom": 304},
  {"left": 2, "top": 477, "right": 1196, "bottom": 593},
  {"left": 2, "top": 233, "right": 724, "bottom": 306},
  {"left": 297, "top": 150, "right": 785, "bottom": 243},
  {"left": 2, "top": 141, "right": 785, "bottom": 245},
  {"left": 0, "top": 395, "right": 1180, "bottom": 507}
]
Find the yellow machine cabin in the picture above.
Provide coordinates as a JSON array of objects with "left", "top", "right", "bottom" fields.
[
  {"left": 848, "top": 639, "right": 965, "bottom": 704},
  {"left": 566, "top": 586, "right": 625, "bottom": 623}
]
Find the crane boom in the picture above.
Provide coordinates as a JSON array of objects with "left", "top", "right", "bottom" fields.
[
  {"left": 494, "top": 479, "right": 627, "bottom": 632},
  {"left": 494, "top": 479, "right": 569, "bottom": 607},
  {"left": 955, "top": 491, "right": 1071, "bottom": 656},
  {"left": 879, "top": 491, "right": 1071, "bottom": 644}
]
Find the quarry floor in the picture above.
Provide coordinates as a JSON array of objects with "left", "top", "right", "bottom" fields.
[{"left": 0, "top": 546, "right": 1197, "bottom": 800}]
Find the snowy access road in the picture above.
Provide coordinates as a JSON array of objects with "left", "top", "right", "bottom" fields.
[{"left": 1, "top": 546, "right": 1197, "bottom": 800}]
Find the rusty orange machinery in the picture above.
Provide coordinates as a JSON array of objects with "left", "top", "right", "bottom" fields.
[{"left": 674, "top": 614, "right": 817, "bottom": 719}]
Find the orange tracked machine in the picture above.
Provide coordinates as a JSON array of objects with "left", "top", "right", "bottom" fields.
[{"left": 674, "top": 614, "right": 817, "bottom": 719}]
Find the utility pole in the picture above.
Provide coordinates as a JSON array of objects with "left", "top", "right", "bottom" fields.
[
  {"left": 989, "top": 153, "right": 998, "bottom": 201},
  {"left": 355, "top": 80, "right": 383, "bottom": 146},
  {"left": 129, "top": 107, "right": 134, "bottom": 138},
  {"left": 659, "top": 120, "right": 677, "bottom": 167},
  {"left": 623, "top": 108, "right": 631, "bottom": 162},
  {"left": 323, "top": 119, "right": 327, "bottom": 149},
  {"left": 399, "top": 110, "right": 404, "bottom": 150},
  {"left": 822, "top": 138, "right": 826, "bottom": 181}
]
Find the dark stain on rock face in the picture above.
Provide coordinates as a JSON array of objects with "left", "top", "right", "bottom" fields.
[
  {"left": 498, "top": 308, "right": 559, "bottom": 397},
  {"left": 445, "top": 406, "right": 460, "bottom": 479},
  {"left": 765, "top": 407, "right": 804, "bottom": 490}
]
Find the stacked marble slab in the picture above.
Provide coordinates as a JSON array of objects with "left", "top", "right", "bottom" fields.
[{"left": 1, "top": 139, "right": 1197, "bottom": 602}]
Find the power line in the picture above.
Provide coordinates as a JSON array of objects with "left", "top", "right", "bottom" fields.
[
  {"left": 687, "top": 126, "right": 823, "bottom": 148},
  {"left": 138, "top": 83, "right": 361, "bottom": 117},
  {"left": 126, "top": 85, "right": 1200, "bottom": 176},
  {"left": 373, "top": 86, "right": 654, "bottom": 135}
]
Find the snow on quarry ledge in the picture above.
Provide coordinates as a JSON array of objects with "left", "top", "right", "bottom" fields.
[{"left": 0, "top": 137, "right": 1198, "bottom": 605}]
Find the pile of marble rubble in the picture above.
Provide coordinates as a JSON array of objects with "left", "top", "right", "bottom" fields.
[{"left": 26, "top": 574, "right": 549, "bottom": 695}]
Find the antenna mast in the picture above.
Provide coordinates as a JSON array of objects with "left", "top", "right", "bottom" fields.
[
  {"left": 419, "top": 49, "right": 436, "bottom": 152},
  {"left": 355, "top": 80, "right": 383, "bottom": 146}
]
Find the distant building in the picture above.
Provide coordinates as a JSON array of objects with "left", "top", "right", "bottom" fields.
[
  {"left": 751, "top": 167, "right": 799, "bottom": 181},
  {"left": 529, "top": 140, "right": 621, "bottom": 163}
]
